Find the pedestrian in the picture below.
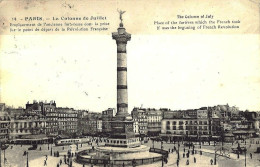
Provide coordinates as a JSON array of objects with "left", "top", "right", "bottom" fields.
[
  {"left": 57, "top": 163, "right": 59, "bottom": 167},
  {"left": 177, "top": 159, "right": 179, "bottom": 167},
  {"left": 250, "top": 153, "right": 252, "bottom": 159},
  {"left": 194, "top": 157, "right": 196, "bottom": 163},
  {"left": 183, "top": 152, "right": 185, "bottom": 158},
  {"left": 210, "top": 159, "right": 213, "bottom": 165},
  {"left": 46, "top": 155, "right": 48, "bottom": 160},
  {"left": 200, "top": 151, "right": 202, "bottom": 155},
  {"left": 132, "top": 158, "right": 137, "bottom": 167},
  {"left": 44, "top": 160, "right": 47, "bottom": 166},
  {"left": 186, "top": 159, "right": 189, "bottom": 165},
  {"left": 165, "top": 158, "right": 168, "bottom": 164},
  {"left": 60, "top": 159, "right": 62, "bottom": 165},
  {"left": 237, "top": 153, "right": 240, "bottom": 159}
]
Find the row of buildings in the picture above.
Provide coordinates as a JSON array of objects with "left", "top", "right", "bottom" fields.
[
  {"left": 0, "top": 101, "right": 87, "bottom": 141},
  {"left": 0, "top": 101, "right": 260, "bottom": 143},
  {"left": 133, "top": 105, "right": 260, "bottom": 142}
]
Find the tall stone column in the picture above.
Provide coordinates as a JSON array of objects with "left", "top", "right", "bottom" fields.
[
  {"left": 112, "top": 24, "right": 131, "bottom": 118},
  {"left": 106, "top": 13, "right": 140, "bottom": 148}
]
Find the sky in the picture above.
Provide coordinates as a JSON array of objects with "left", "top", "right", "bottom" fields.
[{"left": 1, "top": 34, "right": 260, "bottom": 112}]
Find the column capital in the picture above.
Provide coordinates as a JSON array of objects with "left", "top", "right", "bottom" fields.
[{"left": 112, "top": 28, "right": 131, "bottom": 44}]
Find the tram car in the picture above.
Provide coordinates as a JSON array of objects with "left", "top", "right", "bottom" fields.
[{"left": 54, "top": 138, "right": 90, "bottom": 146}]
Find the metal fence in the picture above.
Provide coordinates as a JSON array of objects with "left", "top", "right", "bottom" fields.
[{"left": 76, "top": 148, "right": 165, "bottom": 166}]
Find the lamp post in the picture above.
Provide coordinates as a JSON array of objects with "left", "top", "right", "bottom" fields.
[
  {"left": 214, "top": 141, "right": 216, "bottom": 165},
  {"left": 50, "top": 143, "right": 53, "bottom": 156},
  {"left": 177, "top": 140, "right": 180, "bottom": 160},
  {"left": 0, "top": 142, "right": 2, "bottom": 167},
  {"left": 199, "top": 134, "right": 202, "bottom": 149},
  {"left": 27, "top": 152, "right": 29, "bottom": 167},
  {"left": 214, "top": 149, "right": 217, "bottom": 165},
  {"left": 245, "top": 140, "right": 247, "bottom": 167}
]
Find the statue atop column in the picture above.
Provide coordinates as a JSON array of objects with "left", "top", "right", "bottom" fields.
[{"left": 117, "top": 9, "right": 126, "bottom": 27}]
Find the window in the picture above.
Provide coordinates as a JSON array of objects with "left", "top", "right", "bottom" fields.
[{"left": 203, "top": 132, "right": 208, "bottom": 135}]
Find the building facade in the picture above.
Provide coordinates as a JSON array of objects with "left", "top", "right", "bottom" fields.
[
  {"left": 161, "top": 108, "right": 211, "bottom": 141},
  {"left": 101, "top": 108, "right": 114, "bottom": 135},
  {"left": 0, "top": 104, "right": 11, "bottom": 141},
  {"left": 147, "top": 109, "right": 162, "bottom": 136},
  {"left": 9, "top": 114, "right": 46, "bottom": 140},
  {"left": 56, "top": 107, "right": 78, "bottom": 136},
  {"left": 132, "top": 108, "right": 148, "bottom": 136}
]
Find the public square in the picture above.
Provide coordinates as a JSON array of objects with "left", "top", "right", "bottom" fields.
[{"left": 2, "top": 137, "right": 260, "bottom": 167}]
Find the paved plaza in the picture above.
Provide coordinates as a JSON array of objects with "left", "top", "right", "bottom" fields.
[{"left": 1, "top": 138, "right": 260, "bottom": 167}]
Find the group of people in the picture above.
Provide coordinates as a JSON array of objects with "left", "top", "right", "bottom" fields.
[{"left": 165, "top": 141, "right": 219, "bottom": 166}]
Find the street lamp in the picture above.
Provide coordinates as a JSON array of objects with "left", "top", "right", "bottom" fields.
[
  {"left": 51, "top": 145, "right": 53, "bottom": 156},
  {"left": 27, "top": 152, "right": 29, "bottom": 167},
  {"left": 0, "top": 142, "right": 1, "bottom": 167},
  {"left": 177, "top": 140, "right": 180, "bottom": 160},
  {"left": 245, "top": 140, "right": 247, "bottom": 167},
  {"left": 214, "top": 149, "right": 217, "bottom": 165}
]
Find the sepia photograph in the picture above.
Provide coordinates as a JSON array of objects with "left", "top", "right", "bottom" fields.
[{"left": 0, "top": 0, "right": 260, "bottom": 166}]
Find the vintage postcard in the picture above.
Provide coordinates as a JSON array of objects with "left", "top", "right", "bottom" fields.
[{"left": 0, "top": 0, "right": 260, "bottom": 166}]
